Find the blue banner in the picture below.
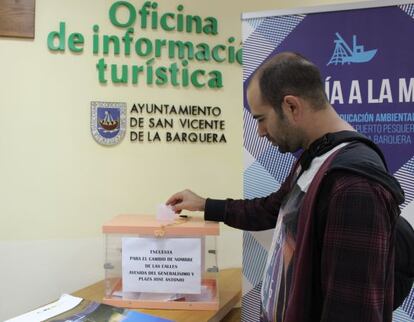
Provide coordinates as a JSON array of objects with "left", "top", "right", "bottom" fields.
[{"left": 242, "top": 3, "right": 414, "bottom": 321}]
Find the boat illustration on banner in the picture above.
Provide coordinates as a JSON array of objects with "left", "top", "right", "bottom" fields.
[{"left": 327, "top": 32, "right": 377, "bottom": 65}]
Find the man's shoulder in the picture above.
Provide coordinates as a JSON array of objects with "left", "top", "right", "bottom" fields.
[
  {"left": 324, "top": 141, "right": 404, "bottom": 205},
  {"left": 330, "top": 141, "right": 386, "bottom": 171}
]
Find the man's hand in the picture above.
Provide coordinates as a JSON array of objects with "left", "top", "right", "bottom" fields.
[{"left": 166, "top": 189, "right": 206, "bottom": 213}]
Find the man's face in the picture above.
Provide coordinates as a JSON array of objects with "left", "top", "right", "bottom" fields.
[{"left": 247, "top": 78, "right": 301, "bottom": 153}]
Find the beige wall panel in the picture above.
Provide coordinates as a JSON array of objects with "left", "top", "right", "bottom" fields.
[{"left": 0, "top": 0, "right": 368, "bottom": 319}]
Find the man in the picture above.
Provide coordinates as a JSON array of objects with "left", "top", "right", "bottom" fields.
[{"left": 166, "top": 52, "right": 404, "bottom": 322}]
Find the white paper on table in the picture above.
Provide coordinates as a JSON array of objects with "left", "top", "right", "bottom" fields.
[
  {"left": 122, "top": 237, "right": 201, "bottom": 294},
  {"left": 5, "top": 294, "right": 82, "bottom": 322},
  {"left": 123, "top": 291, "right": 184, "bottom": 301}
]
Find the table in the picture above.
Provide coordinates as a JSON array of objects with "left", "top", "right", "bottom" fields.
[{"left": 72, "top": 268, "right": 241, "bottom": 322}]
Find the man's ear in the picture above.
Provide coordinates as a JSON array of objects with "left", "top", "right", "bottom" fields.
[{"left": 282, "top": 95, "right": 302, "bottom": 122}]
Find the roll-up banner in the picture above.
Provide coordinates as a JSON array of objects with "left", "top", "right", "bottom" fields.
[{"left": 241, "top": 1, "right": 414, "bottom": 321}]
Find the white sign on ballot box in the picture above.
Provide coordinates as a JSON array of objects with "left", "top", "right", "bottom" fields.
[{"left": 122, "top": 237, "right": 201, "bottom": 294}]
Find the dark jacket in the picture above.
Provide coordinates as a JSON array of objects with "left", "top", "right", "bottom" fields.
[{"left": 205, "top": 131, "right": 409, "bottom": 321}]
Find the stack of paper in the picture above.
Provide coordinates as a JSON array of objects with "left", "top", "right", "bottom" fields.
[{"left": 6, "top": 294, "right": 173, "bottom": 322}]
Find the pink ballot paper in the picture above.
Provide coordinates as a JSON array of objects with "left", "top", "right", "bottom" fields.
[{"left": 156, "top": 204, "right": 176, "bottom": 222}]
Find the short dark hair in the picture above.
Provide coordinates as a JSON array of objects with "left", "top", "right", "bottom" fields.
[{"left": 255, "top": 52, "right": 328, "bottom": 115}]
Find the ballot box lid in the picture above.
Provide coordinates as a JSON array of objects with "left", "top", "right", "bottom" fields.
[{"left": 102, "top": 214, "right": 220, "bottom": 236}]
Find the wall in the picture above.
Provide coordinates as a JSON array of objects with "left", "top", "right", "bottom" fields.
[{"left": 0, "top": 0, "right": 363, "bottom": 319}]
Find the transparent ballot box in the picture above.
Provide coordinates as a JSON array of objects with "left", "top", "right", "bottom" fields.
[{"left": 102, "top": 214, "right": 220, "bottom": 310}]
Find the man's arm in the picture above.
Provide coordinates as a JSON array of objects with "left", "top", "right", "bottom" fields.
[
  {"left": 318, "top": 173, "right": 398, "bottom": 322},
  {"left": 166, "top": 171, "right": 294, "bottom": 231},
  {"left": 204, "top": 186, "right": 288, "bottom": 231}
]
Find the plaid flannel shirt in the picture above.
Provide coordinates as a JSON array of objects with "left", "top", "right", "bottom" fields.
[{"left": 205, "top": 170, "right": 398, "bottom": 322}]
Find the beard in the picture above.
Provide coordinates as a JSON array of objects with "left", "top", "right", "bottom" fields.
[
  {"left": 278, "top": 147, "right": 288, "bottom": 153},
  {"left": 270, "top": 136, "right": 301, "bottom": 154}
]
